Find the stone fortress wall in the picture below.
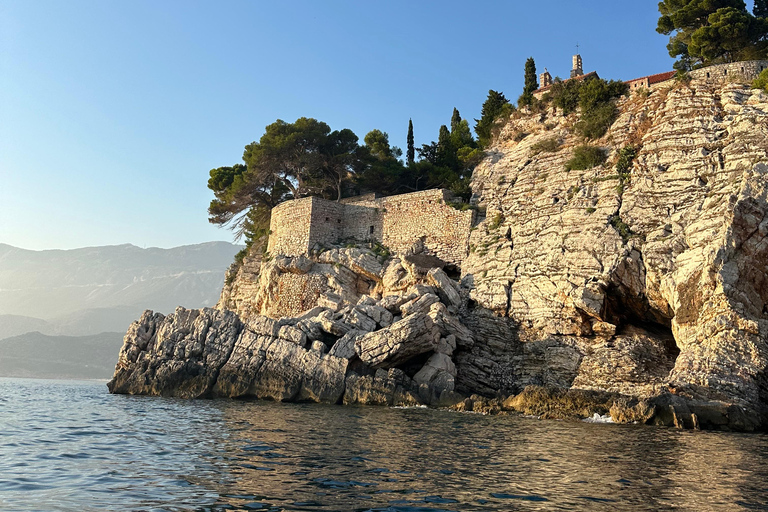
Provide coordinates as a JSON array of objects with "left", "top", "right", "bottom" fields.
[
  {"left": 267, "top": 189, "right": 476, "bottom": 267},
  {"left": 690, "top": 60, "right": 768, "bottom": 85}
]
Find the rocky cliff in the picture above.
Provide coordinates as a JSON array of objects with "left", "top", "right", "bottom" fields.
[{"left": 109, "top": 78, "right": 768, "bottom": 431}]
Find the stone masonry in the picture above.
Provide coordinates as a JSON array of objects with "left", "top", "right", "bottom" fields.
[{"left": 267, "top": 189, "right": 476, "bottom": 267}]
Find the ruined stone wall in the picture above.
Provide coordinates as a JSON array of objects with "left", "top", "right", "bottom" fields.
[
  {"left": 379, "top": 189, "right": 475, "bottom": 266},
  {"left": 690, "top": 60, "right": 768, "bottom": 85},
  {"left": 308, "top": 199, "right": 345, "bottom": 250},
  {"left": 268, "top": 189, "right": 474, "bottom": 267},
  {"left": 268, "top": 197, "right": 314, "bottom": 256}
]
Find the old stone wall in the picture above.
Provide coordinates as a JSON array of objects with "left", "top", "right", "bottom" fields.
[
  {"left": 267, "top": 189, "right": 475, "bottom": 267},
  {"left": 379, "top": 190, "right": 475, "bottom": 266},
  {"left": 308, "top": 199, "right": 345, "bottom": 250},
  {"left": 267, "top": 197, "right": 314, "bottom": 256},
  {"left": 690, "top": 60, "right": 768, "bottom": 85}
]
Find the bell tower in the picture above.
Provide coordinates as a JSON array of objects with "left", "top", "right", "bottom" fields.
[{"left": 570, "top": 53, "right": 583, "bottom": 78}]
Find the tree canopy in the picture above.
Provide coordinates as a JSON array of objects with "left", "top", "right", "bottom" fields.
[
  {"left": 474, "top": 90, "right": 512, "bottom": 148},
  {"left": 519, "top": 57, "right": 538, "bottom": 106},
  {"left": 657, "top": 0, "right": 768, "bottom": 68}
]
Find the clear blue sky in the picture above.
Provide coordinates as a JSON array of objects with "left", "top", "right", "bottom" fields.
[{"left": 0, "top": 1, "right": 699, "bottom": 250}]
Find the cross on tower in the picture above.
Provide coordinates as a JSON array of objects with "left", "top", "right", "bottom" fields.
[{"left": 576, "top": 42, "right": 580, "bottom": 54}]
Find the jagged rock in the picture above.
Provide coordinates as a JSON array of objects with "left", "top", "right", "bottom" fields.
[
  {"left": 317, "top": 310, "right": 351, "bottom": 337},
  {"left": 355, "top": 313, "right": 439, "bottom": 368},
  {"left": 427, "top": 268, "right": 462, "bottom": 309},
  {"left": 278, "top": 325, "right": 307, "bottom": 347},
  {"left": 343, "top": 368, "right": 421, "bottom": 406},
  {"left": 358, "top": 304, "right": 394, "bottom": 327},
  {"left": 214, "top": 331, "right": 347, "bottom": 403},
  {"left": 379, "top": 293, "right": 416, "bottom": 314},
  {"left": 413, "top": 353, "right": 457, "bottom": 404},
  {"left": 400, "top": 293, "right": 440, "bottom": 316},
  {"left": 317, "top": 248, "right": 383, "bottom": 281},
  {"left": 275, "top": 255, "right": 314, "bottom": 274},
  {"left": 317, "top": 292, "right": 343, "bottom": 311},
  {"left": 108, "top": 307, "right": 242, "bottom": 398},
  {"left": 345, "top": 307, "right": 377, "bottom": 332},
  {"left": 428, "top": 303, "right": 474, "bottom": 349},
  {"left": 328, "top": 329, "right": 362, "bottom": 359},
  {"left": 435, "top": 335, "right": 456, "bottom": 356}
]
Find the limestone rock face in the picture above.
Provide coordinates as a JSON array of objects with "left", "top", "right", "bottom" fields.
[
  {"left": 114, "top": 79, "right": 768, "bottom": 430},
  {"left": 461, "top": 80, "right": 768, "bottom": 424}
]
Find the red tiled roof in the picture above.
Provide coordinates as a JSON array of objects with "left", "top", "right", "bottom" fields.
[
  {"left": 626, "top": 70, "right": 676, "bottom": 85},
  {"left": 534, "top": 71, "right": 598, "bottom": 94}
]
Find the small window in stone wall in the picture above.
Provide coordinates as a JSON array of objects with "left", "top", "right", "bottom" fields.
[
  {"left": 707, "top": 72, "right": 710, "bottom": 78},
  {"left": 325, "top": 217, "right": 329, "bottom": 221},
  {"left": 337, "top": 219, "right": 341, "bottom": 224},
  {"left": 723, "top": 70, "right": 727, "bottom": 75},
  {"left": 369, "top": 226, "right": 374, "bottom": 234}
]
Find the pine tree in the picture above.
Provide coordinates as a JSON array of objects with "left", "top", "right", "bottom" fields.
[
  {"left": 474, "top": 90, "right": 511, "bottom": 148},
  {"left": 755, "top": 0, "right": 768, "bottom": 18},
  {"left": 407, "top": 119, "right": 415, "bottom": 165}
]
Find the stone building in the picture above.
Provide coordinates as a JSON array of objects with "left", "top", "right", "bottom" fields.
[
  {"left": 625, "top": 70, "right": 676, "bottom": 92},
  {"left": 267, "top": 189, "right": 476, "bottom": 267}
]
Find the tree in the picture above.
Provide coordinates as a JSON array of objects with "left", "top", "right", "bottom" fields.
[
  {"left": 451, "top": 108, "right": 461, "bottom": 132},
  {"left": 519, "top": 57, "right": 538, "bottom": 106},
  {"left": 474, "top": 90, "right": 511, "bottom": 148},
  {"left": 657, "top": 0, "right": 768, "bottom": 68},
  {"left": 449, "top": 108, "right": 475, "bottom": 150},
  {"left": 407, "top": 119, "right": 415, "bottom": 165},
  {"left": 208, "top": 117, "right": 364, "bottom": 244},
  {"left": 756, "top": 0, "right": 768, "bottom": 18}
]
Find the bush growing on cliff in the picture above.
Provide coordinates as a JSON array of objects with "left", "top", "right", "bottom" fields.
[
  {"left": 530, "top": 137, "right": 561, "bottom": 155},
  {"left": 565, "top": 145, "right": 607, "bottom": 171},
  {"left": 753, "top": 68, "right": 768, "bottom": 91}
]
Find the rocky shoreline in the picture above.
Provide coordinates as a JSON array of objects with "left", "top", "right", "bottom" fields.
[{"left": 110, "top": 79, "right": 768, "bottom": 432}]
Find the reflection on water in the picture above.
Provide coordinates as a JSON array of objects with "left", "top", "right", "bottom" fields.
[{"left": 0, "top": 378, "right": 767, "bottom": 511}]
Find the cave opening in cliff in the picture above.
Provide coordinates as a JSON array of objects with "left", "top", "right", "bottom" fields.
[
  {"left": 444, "top": 263, "right": 461, "bottom": 280},
  {"left": 603, "top": 284, "right": 680, "bottom": 362},
  {"left": 396, "top": 350, "right": 435, "bottom": 379}
]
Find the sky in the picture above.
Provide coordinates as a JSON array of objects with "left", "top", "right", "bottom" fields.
[{"left": 0, "top": 1, "right": 709, "bottom": 250}]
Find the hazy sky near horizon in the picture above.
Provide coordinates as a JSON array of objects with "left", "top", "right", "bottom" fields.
[{"left": 0, "top": 1, "right": 712, "bottom": 250}]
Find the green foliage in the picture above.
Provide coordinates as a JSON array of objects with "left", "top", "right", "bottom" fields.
[
  {"left": 575, "top": 102, "right": 619, "bottom": 139},
  {"left": 488, "top": 212, "right": 504, "bottom": 230},
  {"left": 565, "top": 145, "right": 607, "bottom": 171},
  {"left": 756, "top": 0, "right": 768, "bottom": 18},
  {"left": 609, "top": 214, "right": 633, "bottom": 243},
  {"left": 616, "top": 145, "right": 638, "bottom": 176},
  {"left": 549, "top": 79, "right": 583, "bottom": 114},
  {"left": 585, "top": 207, "right": 596, "bottom": 214},
  {"left": 475, "top": 90, "right": 512, "bottom": 147},
  {"left": 657, "top": 0, "right": 768, "bottom": 68},
  {"left": 519, "top": 57, "right": 538, "bottom": 107},
  {"left": 530, "top": 137, "right": 561, "bottom": 155},
  {"left": 407, "top": 119, "right": 415, "bottom": 165},
  {"left": 753, "top": 68, "right": 768, "bottom": 90}
]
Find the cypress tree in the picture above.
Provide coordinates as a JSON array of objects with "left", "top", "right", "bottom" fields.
[
  {"left": 450, "top": 108, "right": 461, "bottom": 133},
  {"left": 407, "top": 119, "right": 415, "bottom": 165},
  {"left": 520, "top": 57, "right": 538, "bottom": 106}
]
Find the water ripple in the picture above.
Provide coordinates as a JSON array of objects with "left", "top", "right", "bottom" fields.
[{"left": 1, "top": 378, "right": 768, "bottom": 511}]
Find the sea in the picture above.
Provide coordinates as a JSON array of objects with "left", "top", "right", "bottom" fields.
[{"left": 1, "top": 378, "right": 767, "bottom": 512}]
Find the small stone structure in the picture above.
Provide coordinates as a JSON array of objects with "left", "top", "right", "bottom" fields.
[
  {"left": 267, "top": 189, "right": 476, "bottom": 267},
  {"left": 626, "top": 70, "right": 676, "bottom": 92},
  {"left": 689, "top": 60, "right": 768, "bottom": 85}
]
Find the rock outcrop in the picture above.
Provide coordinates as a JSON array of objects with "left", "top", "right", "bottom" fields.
[{"left": 110, "top": 77, "right": 768, "bottom": 431}]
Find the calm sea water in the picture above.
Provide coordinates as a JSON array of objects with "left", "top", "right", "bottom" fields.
[{"left": 1, "top": 378, "right": 768, "bottom": 511}]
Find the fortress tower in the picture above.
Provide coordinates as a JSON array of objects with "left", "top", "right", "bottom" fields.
[{"left": 570, "top": 54, "right": 583, "bottom": 78}]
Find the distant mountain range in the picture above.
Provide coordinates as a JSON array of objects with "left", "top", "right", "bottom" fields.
[
  {"left": 0, "top": 241, "right": 242, "bottom": 378},
  {"left": 0, "top": 331, "right": 125, "bottom": 380}
]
